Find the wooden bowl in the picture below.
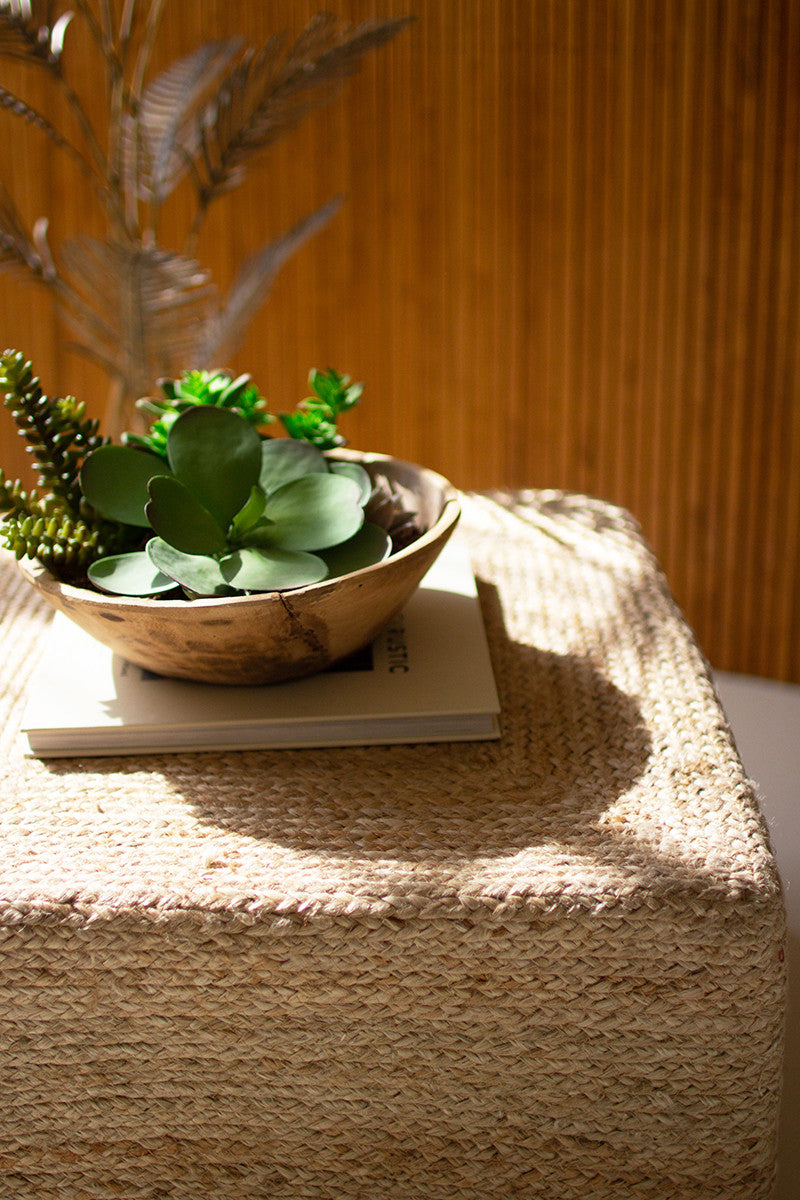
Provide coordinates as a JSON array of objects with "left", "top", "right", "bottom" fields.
[{"left": 18, "top": 451, "right": 460, "bottom": 685}]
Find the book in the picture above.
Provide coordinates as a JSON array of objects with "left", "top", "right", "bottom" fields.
[{"left": 21, "top": 538, "right": 501, "bottom": 757}]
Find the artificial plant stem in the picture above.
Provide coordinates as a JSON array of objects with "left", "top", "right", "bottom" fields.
[
  {"left": 73, "top": 0, "right": 109, "bottom": 57},
  {"left": 98, "top": 0, "right": 115, "bottom": 51},
  {"left": 126, "top": 0, "right": 166, "bottom": 243},
  {"left": 57, "top": 78, "right": 106, "bottom": 178},
  {"left": 94, "top": 0, "right": 125, "bottom": 123},
  {"left": 130, "top": 0, "right": 165, "bottom": 103},
  {"left": 104, "top": 36, "right": 129, "bottom": 234},
  {"left": 56, "top": 75, "right": 130, "bottom": 240},
  {"left": 119, "top": 0, "right": 138, "bottom": 56},
  {"left": 104, "top": 375, "right": 131, "bottom": 442},
  {"left": 185, "top": 195, "right": 211, "bottom": 259},
  {"left": 71, "top": 0, "right": 132, "bottom": 231}
]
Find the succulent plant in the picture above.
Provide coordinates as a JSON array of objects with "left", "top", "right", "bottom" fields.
[
  {"left": 279, "top": 368, "right": 363, "bottom": 449},
  {"left": 80, "top": 405, "right": 392, "bottom": 598},
  {"left": 1, "top": 349, "right": 418, "bottom": 595},
  {"left": 125, "top": 369, "right": 274, "bottom": 460},
  {"left": 125, "top": 364, "right": 362, "bottom": 462},
  {"left": 0, "top": 349, "right": 140, "bottom": 580}
]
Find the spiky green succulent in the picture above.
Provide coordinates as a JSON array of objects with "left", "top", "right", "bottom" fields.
[
  {"left": 81, "top": 406, "right": 391, "bottom": 597},
  {"left": 0, "top": 349, "right": 140, "bottom": 580},
  {"left": 279, "top": 367, "right": 363, "bottom": 448},
  {"left": 126, "top": 369, "right": 274, "bottom": 460},
  {"left": 127, "top": 365, "right": 363, "bottom": 462}
]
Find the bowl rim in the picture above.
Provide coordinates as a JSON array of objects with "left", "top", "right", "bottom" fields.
[{"left": 17, "top": 450, "right": 461, "bottom": 610}]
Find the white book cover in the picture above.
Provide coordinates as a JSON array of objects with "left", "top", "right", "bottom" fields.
[{"left": 21, "top": 538, "right": 501, "bottom": 757}]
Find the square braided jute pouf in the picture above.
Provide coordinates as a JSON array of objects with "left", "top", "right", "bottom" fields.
[{"left": 0, "top": 492, "right": 786, "bottom": 1200}]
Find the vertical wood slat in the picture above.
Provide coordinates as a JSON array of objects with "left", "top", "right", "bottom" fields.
[{"left": 0, "top": 0, "right": 798, "bottom": 680}]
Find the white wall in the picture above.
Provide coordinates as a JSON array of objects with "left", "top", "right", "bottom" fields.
[{"left": 714, "top": 673, "right": 800, "bottom": 1200}]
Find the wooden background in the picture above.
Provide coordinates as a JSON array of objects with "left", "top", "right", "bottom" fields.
[{"left": 1, "top": 0, "right": 799, "bottom": 681}]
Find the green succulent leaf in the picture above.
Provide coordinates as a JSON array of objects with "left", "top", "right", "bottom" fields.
[
  {"left": 229, "top": 484, "right": 267, "bottom": 539},
  {"left": 237, "top": 519, "right": 277, "bottom": 548},
  {"left": 279, "top": 368, "right": 363, "bottom": 449},
  {"left": 262, "top": 473, "right": 364, "bottom": 551},
  {"left": 280, "top": 408, "right": 340, "bottom": 448},
  {"left": 146, "top": 474, "right": 227, "bottom": 555},
  {"left": 146, "top": 537, "right": 233, "bottom": 596},
  {"left": 328, "top": 460, "right": 372, "bottom": 505},
  {"left": 317, "top": 523, "right": 392, "bottom": 579},
  {"left": 80, "top": 445, "right": 173, "bottom": 526},
  {"left": 220, "top": 546, "right": 328, "bottom": 592},
  {"left": 310, "top": 368, "right": 362, "bottom": 412},
  {"left": 259, "top": 438, "right": 328, "bottom": 495},
  {"left": 166, "top": 406, "right": 262, "bottom": 530},
  {"left": 87, "top": 551, "right": 178, "bottom": 596}
]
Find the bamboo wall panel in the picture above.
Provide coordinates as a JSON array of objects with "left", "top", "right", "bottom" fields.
[{"left": 1, "top": 1, "right": 799, "bottom": 680}]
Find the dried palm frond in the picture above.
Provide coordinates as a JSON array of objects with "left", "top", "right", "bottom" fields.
[
  {"left": 0, "top": 84, "right": 91, "bottom": 175},
  {"left": 193, "top": 14, "right": 413, "bottom": 211},
  {"left": 199, "top": 194, "right": 343, "bottom": 364},
  {"left": 0, "top": 0, "right": 71, "bottom": 69},
  {"left": 125, "top": 37, "right": 244, "bottom": 208},
  {"left": 0, "top": 182, "right": 45, "bottom": 275},
  {"left": 0, "top": 4, "right": 411, "bottom": 431},
  {"left": 59, "top": 236, "right": 215, "bottom": 394}
]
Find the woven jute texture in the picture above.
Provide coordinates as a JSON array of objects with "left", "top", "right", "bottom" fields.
[{"left": 0, "top": 492, "right": 786, "bottom": 1200}]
